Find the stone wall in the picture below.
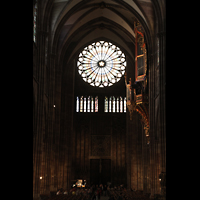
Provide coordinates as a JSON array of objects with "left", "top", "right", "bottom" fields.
[{"left": 72, "top": 113, "right": 126, "bottom": 186}]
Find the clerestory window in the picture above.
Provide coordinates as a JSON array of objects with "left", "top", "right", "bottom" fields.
[
  {"left": 33, "top": 1, "right": 37, "bottom": 43},
  {"left": 76, "top": 96, "right": 98, "bottom": 112},
  {"left": 76, "top": 96, "right": 126, "bottom": 113},
  {"left": 106, "top": 96, "right": 126, "bottom": 113}
]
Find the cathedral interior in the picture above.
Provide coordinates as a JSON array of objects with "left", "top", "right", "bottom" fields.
[{"left": 33, "top": 0, "right": 166, "bottom": 199}]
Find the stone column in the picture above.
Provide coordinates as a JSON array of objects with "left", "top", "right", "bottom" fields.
[
  {"left": 159, "top": 31, "right": 166, "bottom": 200},
  {"left": 49, "top": 54, "right": 56, "bottom": 192},
  {"left": 33, "top": 29, "right": 48, "bottom": 199},
  {"left": 148, "top": 51, "right": 157, "bottom": 198},
  {"left": 129, "top": 111, "right": 138, "bottom": 190},
  {"left": 126, "top": 111, "right": 133, "bottom": 189}
]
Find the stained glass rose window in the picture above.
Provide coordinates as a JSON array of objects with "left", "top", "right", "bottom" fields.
[{"left": 77, "top": 41, "right": 126, "bottom": 87}]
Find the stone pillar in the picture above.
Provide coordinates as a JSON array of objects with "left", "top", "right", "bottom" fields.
[
  {"left": 33, "top": 28, "right": 48, "bottom": 199},
  {"left": 159, "top": 31, "right": 166, "bottom": 200},
  {"left": 148, "top": 29, "right": 166, "bottom": 199},
  {"left": 148, "top": 51, "right": 156, "bottom": 198},
  {"left": 126, "top": 111, "right": 133, "bottom": 190},
  {"left": 142, "top": 123, "right": 151, "bottom": 194},
  {"left": 53, "top": 60, "right": 62, "bottom": 190},
  {"left": 136, "top": 116, "right": 143, "bottom": 191}
]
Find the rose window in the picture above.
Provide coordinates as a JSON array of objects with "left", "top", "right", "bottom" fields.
[{"left": 77, "top": 41, "right": 126, "bottom": 87}]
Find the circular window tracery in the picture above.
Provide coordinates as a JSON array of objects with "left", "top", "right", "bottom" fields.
[{"left": 77, "top": 41, "right": 126, "bottom": 87}]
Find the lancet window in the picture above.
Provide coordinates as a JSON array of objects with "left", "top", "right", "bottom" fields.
[
  {"left": 76, "top": 96, "right": 98, "bottom": 112},
  {"left": 105, "top": 96, "right": 108, "bottom": 112},
  {"left": 105, "top": 96, "right": 126, "bottom": 113},
  {"left": 33, "top": 1, "right": 37, "bottom": 43}
]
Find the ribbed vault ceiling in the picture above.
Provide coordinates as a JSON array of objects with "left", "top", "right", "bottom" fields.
[{"left": 49, "top": 0, "right": 155, "bottom": 62}]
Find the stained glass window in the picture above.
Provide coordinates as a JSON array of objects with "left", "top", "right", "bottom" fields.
[
  {"left": 91, "top": 96, "right": 94, "bottom": 112},
  {"left": 87, "top": 96, "right": 90, "bottom": 112},
  {"left": 113, "top": 97, "right": 115, "bottom": 112},
  {"left": 157, "top": 37, "right": 159, "bottom": 66},
  {"left": 76, "top": 95, "right": 126, "bottom": 113},
  {"left": 84, "top": 97, "right": 87, "bottom": 112},
  {"left": 124, "top": 97, "right": 126, "bottom": 112},
  {"left": 117, "top": 97, "right": 119, "bottom": 112},
  {"left": 95, "top": 96, "right": 98, "bottom": 112},
  {"left": 76, "top": 96, "right": 98, "bottom": 112},
  {"left": 80, "top": 96, "right": 83, "bottom": 112},
  {"left": 33, "top": 1, "right": 37, "bottom": 42},
  {"left": 109, "top": 97, "right": 112, "bottom": 112},
  {"left": 104, "top": 96, "right": 126, "bottom": 113},
  {"left": 76, "top": 97, "right": 79, "bottom": 112},
  {"left": 105, "top": 96, "right": 108, "bottom": 112},
  {"left": 120, "top": 96, "right": 123, "bottom": 112},
  {"left": 77, "top": 41, "right": 126, "bottom": 87}
]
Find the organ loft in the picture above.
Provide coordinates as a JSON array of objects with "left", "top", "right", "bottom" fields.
[{"left": 33, "top": 0, "right": 166, "bottom": 199}]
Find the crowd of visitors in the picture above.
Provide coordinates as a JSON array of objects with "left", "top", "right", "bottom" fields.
[
  {"left": 43, "top": 183, "right": 152, "bottom": 200},
  {"left": 53, "top": 183, "right": 117, "bottom": 200}
]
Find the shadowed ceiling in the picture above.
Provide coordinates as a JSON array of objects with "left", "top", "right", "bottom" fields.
[{"left": 46, "top": 0, "right": 155, "bottom": 63}]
